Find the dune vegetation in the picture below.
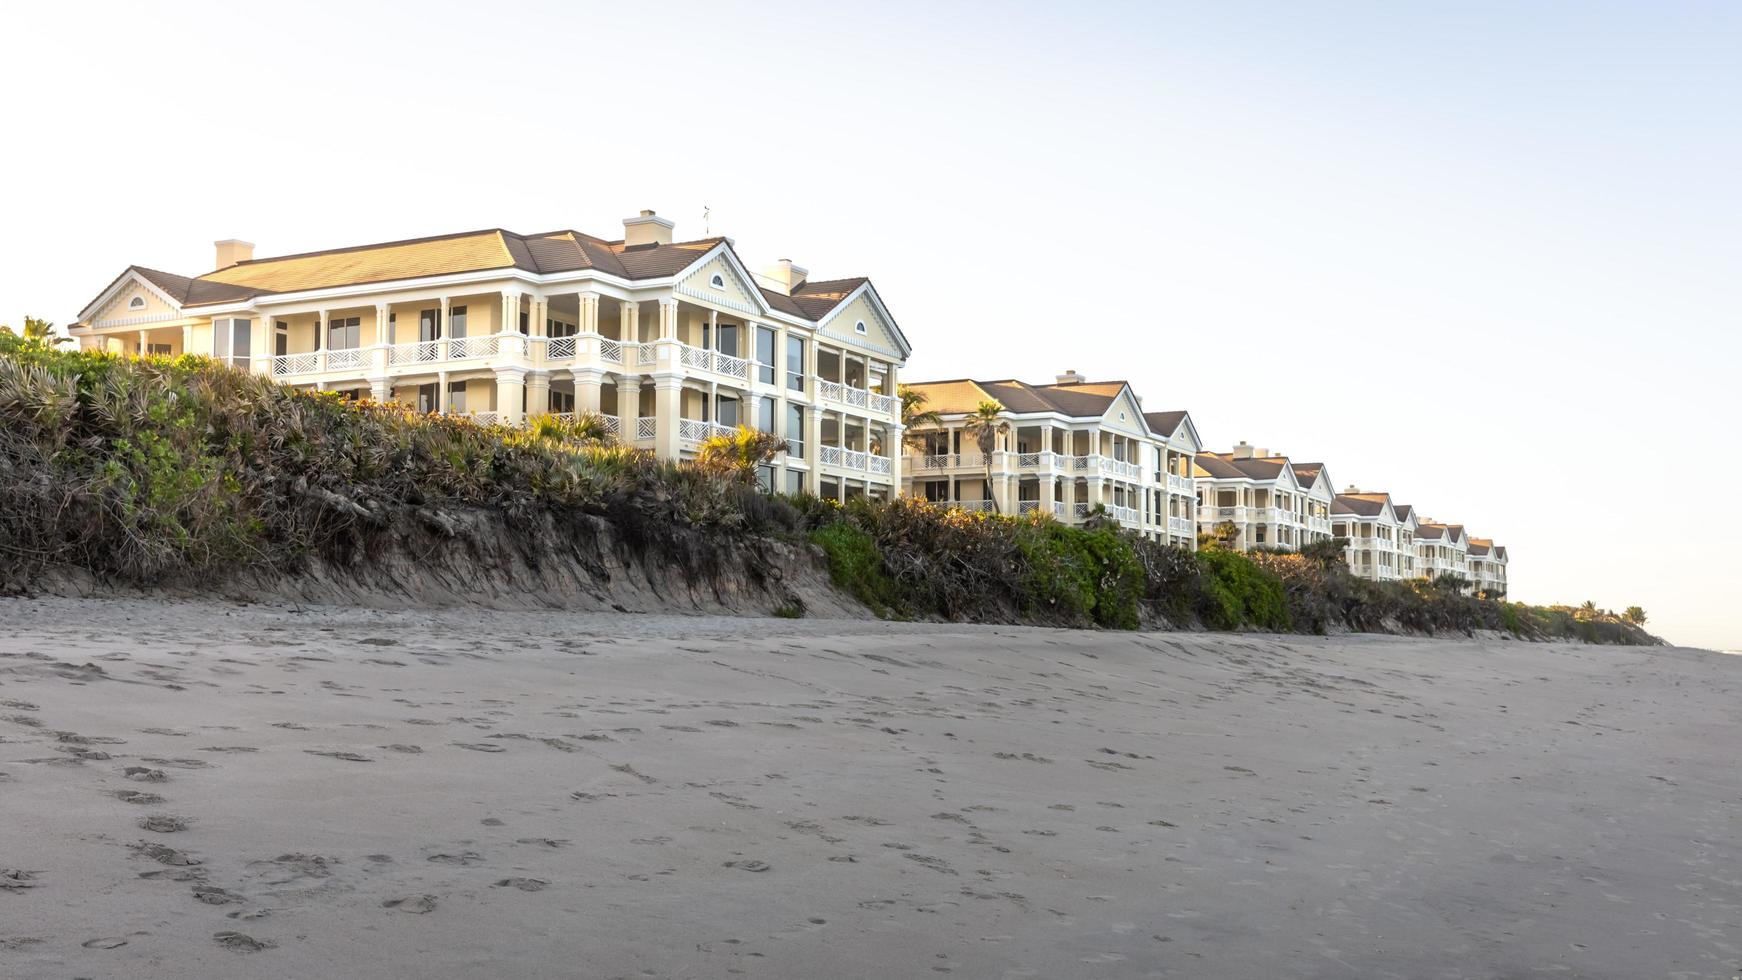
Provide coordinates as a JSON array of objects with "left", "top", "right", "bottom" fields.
[{"left": 0, "top": 334, "right": 1656, "bottom": 644}]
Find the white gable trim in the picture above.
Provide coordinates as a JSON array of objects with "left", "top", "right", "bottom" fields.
[
  {"left": 80, "top": 268, "right": 183, "bottom": 323},
  {"left": 814, "top": 281, "right": 912, "bottom": 358},
  {"left": 671, "top": 243, "right": 770, "bottom": 318}
]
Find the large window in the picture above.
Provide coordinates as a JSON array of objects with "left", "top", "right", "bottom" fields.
[
  {"left": 550, "top": 389, "right": 575, "bottom": 413},
  {"left": 548, "top": 319, "right": 577, "bottom": 338},
  {"left": 450, "top": 306, "right": 468, "bottom": 339},
  {"left": 327, "top": 316, "right": 361, "bottom": 350},
  {"left": 447, "top": 383, "right": 467, "bottom": 414},
  {"left": 417, "top": 383, "right": 440, "bottom": 413},
  {"left": 785, "top": 470, "right": 804, "bottom": 496},
  {"left": 419, "top": 309, "right": 441, "bottom": 342},
  {"left": 786, "top": 336, "right": 805, "bottom": 391},
  {"left": 756, "top": 326, "right": 776, "bottom": 384},
  {"left": 786, "top": 403, "right": 804, "bottom": 458},
  {"left": 715, "top": 396, "right": 739, "bottom": 428},
  {"left": 212, "top": 318, "right": 251, "bottom": 368},
  {"left": 757, "top": 396, "right": 775, "bottom": 433}
]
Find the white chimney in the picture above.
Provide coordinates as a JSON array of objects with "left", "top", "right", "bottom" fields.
[
  {"left": 214, "top": 239, "right": 254, "bottom": 269},
  {"left": 1055, "top": 369, "right": 1084, "bottom": 385},
  {"left": 1231, "top": 441, "right": 1254, "bottom": 459},
  {"left": 622, "top": 209, "right": 674, "bottom": 248},
  {"left": 758, "top": 258, "right": 809, "bottom": 295}
]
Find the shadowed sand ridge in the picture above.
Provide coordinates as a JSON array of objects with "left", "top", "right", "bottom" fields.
[{"left": 0, "top": 596, "right": 1735, "bottom": 979}]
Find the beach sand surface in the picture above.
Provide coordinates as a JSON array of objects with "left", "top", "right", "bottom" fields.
[{"left": 0, "top": 596, "right": 1736, "bottom": 979}]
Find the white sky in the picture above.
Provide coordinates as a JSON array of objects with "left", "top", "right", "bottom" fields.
[{"left": 3, "top": 1, "right": 1737, "bottom": 649}]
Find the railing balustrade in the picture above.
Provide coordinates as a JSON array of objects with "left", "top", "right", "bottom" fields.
[
  {"left": 635, "top": 416, "right": 657, "bottom": 441},
  {"left": 546, "top": 336, "right": 577, "bottom": 360},
  {"left": 271, "top": 352, "right": 320, "bottom": 376}
]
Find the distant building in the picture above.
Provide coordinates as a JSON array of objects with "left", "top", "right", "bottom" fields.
[{"left": 899, "top": 373, "right": 1201, "bottom": 546}]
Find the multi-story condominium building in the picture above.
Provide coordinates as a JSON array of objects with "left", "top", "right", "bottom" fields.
[
  {"left": 1391, "top": 503, "right": 1420, "bottom": 579},
  {"left": 1331, "top": 490, "right": 1411, "bottom": 581},
  {"left": 1465, "top": 538, "right": 1509, "bottom": 595},
  {"left": 1284, "top": 461, "right": 1338, "bottom": 544},
  {"left": 900, "top": 373, "right": 1200, "bottom": 545},
  {"left": 69, "top": 213, "right": 912, "bottom": 499},
  {"left": 1193, "top": 443, "right": 1333, "bottom": 551},
  {"left": 1415, "top": 521, "right": 1469, "bottom": 582}
]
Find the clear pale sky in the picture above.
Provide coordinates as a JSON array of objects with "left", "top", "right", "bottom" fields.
[{"left": 3, "top": 2, "right": 1737, "bottom": 649}]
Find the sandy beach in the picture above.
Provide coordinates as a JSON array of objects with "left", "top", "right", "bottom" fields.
[{"left": 0, "top": 596, "right": 1736, "bottom": 979}]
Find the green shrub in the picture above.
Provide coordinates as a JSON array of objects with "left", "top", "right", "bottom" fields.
[
  {"left": 1014, "top": 522, "right": 1142, "bottom": 629},
  {"left": 1196, "top": 548, "right": 1291, "bottom": 631},
  {"left": 809, "top": 522, "right": 900, "bottom": 617}
]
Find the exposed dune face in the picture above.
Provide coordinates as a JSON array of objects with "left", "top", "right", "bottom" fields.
[{"left": 0, "top": 597, "right": 1735, "bottom": 979}]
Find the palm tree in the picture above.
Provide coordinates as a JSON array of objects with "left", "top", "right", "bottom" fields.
[
  {"left": 1623, "top": 606, "right": 1647, "bottom": 626},
  {"left": 898, "top": 385, "right": 945, "bottom": 455},
  {"left": 963, "top": 399, "right": 1007, "bottom": 513},
  {"left": 694, "top": 425, "right": 788, "bottom": 484},
  {"left": 0, "top": 316, "right": 70, "bottom": 348}
]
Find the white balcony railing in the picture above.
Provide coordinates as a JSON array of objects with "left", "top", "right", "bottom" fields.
[
  {"left": 818, "top": 445, "right": 843, "bottom": 467},
  {"left": 546, "top": 336, "right": 577, "bottom": 360},
  {"left": 469, "top": 411, "right": 500, "bottom": 426},
  {"left": 271, "top": 352, "right": 320, "bottom": 376},
  {"left": 1168, "top": 515, "right": 1192, "bottom": 535},
  {"left": 1074, "top": 502, "right": 1091, "bottom": 518},
  {"left": 446, "top": 335, "right": 497, "bottom": 360},
  {"left": 1167, "top": 473, "right": 1193, "bottom": 493},
  {"left": 598, "top": 338, "right": 622, "bottom": 363},
  {"left": 678, "top": 418, "right": 736, "bottom": 443},
  {"left": 842, "top": 449, "right": 868, "bottom": 470},
  {"left": 388, "top": 340, "right": 439, "bottom": 367},
  {"left": 1016, "top": 452, "right": 1057, "bottom": 469},
  {"left": 913, "top": 453, "right": 960, "bottom": 470},
  {"left": 952, "top": 499, "right": 994, "bottom": 513},
  {"left": 1051, "top": 501, "right": 1067, "bottom": 519},
  {"left": 867, "top": 455, "right": 892, "bottom": 476},
  {"left": 1018, "top": 500, "right": 1040, "bottom": 514},
  {"left": 868, "top": 392, "right": 899, "bottom": 415},
  {"left": 325, "top": 347, "right": 366, "bottom": 371}
]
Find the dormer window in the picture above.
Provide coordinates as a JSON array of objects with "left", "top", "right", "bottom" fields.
[
  {"left": 128, "top": 296, "right": 146, "bottom": 310},
  {"left": 854, "top": 320, "right": 868, "bottom": 334},
  {"left": 709, "top": 274, "right": 725, "bottom": 289}
]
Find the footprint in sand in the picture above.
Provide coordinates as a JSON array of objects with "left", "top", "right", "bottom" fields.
[
  {"left": 139, "top": 815, "right": 190, "bottom": 833},
  {"left": 493, "top": 877, "right": 549, "bottom": 892},
  {"left": 0, "top": 869, "right": 40, "bottom": 891},
  {"left": 192, "top": 885, "right": 244, "bottom": 906},
  {"left": 213, "top": 931, "right": 276, "bottom": 952},
  {"left": 426, "top": 851, "right": 484, "bottom": 866},
  {"left": 304, "top": 750, "right": 372, "bottom": 763},
  {"left": 111, "top": 790, "right": 166, "bottom": 805},
  {"left": 131, "top": 841, "right": 200, "bottom": 867},
  {"left": 724, "top": 859, "right": 771, "bottom": 872},
  {"left": 451, "top": 743, "right": 506, "bottom": 753},
  {"left": 381, "top": 744, "right": 423, "bottom": 754},
  {"left": 81, "top": 936, "right": 129, "bottom": 949},
  {"left": 124, "top": 766, "right": 168, "bottom": 782},
  {"left": 382, "top": 895, "right": 438, "bottom": 914}
]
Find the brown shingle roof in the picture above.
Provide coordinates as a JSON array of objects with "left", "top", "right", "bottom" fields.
[
  {"left": 91, "top": 226, "right": 872, "bottom": 322},
  {"left": 1417, "top": 524, "right": 1446, "bottom": 540},
  {"left": 903, "top": 377, "right": 1138, "bottom": 420},
  {"left": 789, "top": 278, "right": 868, "bottom": 320},
  {"left": 1393, "top": 503, "right": 1414, "bottom": 522},
  {"left": 1143, "top": 410, "right": 1188, "bottom": 437},
  {"left": 1333, "top": 492, "right": 1391, "bottom": 518}
]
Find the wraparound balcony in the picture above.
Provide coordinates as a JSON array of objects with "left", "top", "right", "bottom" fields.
[{"left": 816, "top": 444, "right": 896, "bottom": 479}]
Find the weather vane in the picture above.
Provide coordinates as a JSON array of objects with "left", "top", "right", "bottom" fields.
[{"left": 703, "top": 205, "right": 711, "bottom": 236}]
